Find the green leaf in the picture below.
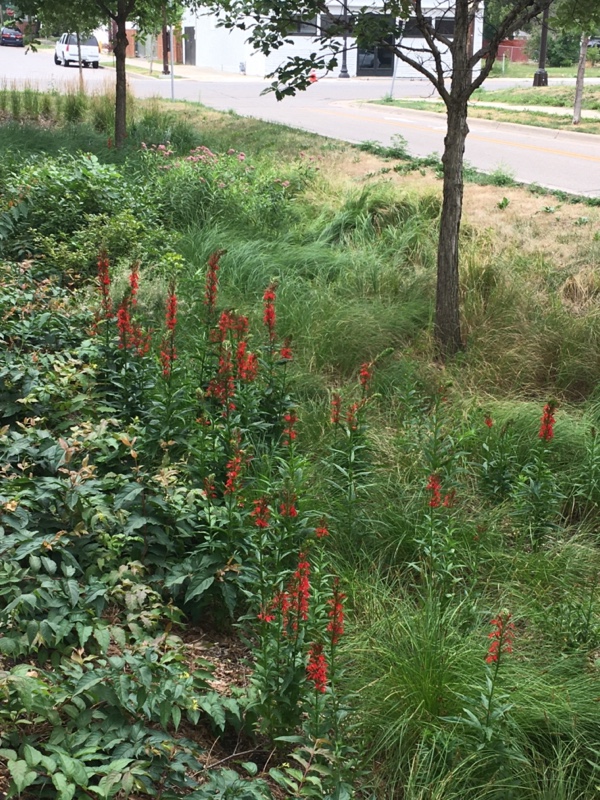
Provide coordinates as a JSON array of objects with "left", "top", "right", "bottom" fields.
[
  {"left": 41, "top": 556, "right": 57, "bottom": 574},
  {"left": 93, "top": 771, "right": 123, "bottom": 798},
  {"left": 8, "top": 759, "right": 37, "bottom": 793},
  {"left": 241, "top": 762, "right": 258, "bottom": 776},
  {"left": 58, "top": 754, "right": 89, "bottom": 787},
  {"left": 114, "top": 484, "right": 144, "bottom": 510},
  {"left": 23, "top": 744, "right": 43, "bottom": 767},
  {"left": 184, "top": 575, "right": 214, "bottom": 604},
  {"left": 51, "top": 772, "right": 76, "bottom": 800},
  {"left": 269, "top": 768, "right": 297, "bottom": 791},
  {"left": 94, "top": 626, "right": 110, "bottom": 653},
  {"left": 171, "top": 705, "right": 181, "bottom": 731},
  {"left": 66, "top": 579, "right": 80, "bottom": 608}
]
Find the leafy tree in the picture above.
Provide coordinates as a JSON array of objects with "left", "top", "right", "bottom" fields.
[
  {"left": 28, "top": 0, "right": 102, "bottom": 90},
  {"left": 24, "top": 0, "right": 185, "bottom": 147},
  {"left": 215, "top": 0, "right": 555, "bottom": 356},
  {"left": 552, "top": 0, "right": 600, "bottom": 123}
]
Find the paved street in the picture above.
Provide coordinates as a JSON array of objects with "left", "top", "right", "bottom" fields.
[{"left": 2, "top": 47, "right": 599, "bottom": 196}]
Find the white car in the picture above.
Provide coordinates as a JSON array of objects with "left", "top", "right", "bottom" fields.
[{"left": 54, "top": 33, "right": 100, "bottom": 68}]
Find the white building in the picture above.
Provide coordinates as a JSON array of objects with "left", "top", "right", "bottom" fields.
[{"left": 180, "top": 2, "right": 484, "bottom": 80}]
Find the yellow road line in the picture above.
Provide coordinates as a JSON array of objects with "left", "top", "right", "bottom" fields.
[{"left": 310, "top": 106, "right": 600, "bottom": 164}]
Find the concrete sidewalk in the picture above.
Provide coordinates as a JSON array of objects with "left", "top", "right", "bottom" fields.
[{"left": 413, "top": 96, "right": 600, "bottom": 121}]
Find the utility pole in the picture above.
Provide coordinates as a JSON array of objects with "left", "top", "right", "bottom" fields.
[{"left": 533, "top": 4, "right": 549, "bottom": 86}]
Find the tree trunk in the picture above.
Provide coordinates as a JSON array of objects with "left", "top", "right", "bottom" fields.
[
  {"left": 573, "top": 34, "right": 588, "bottom": 125},
  {"left": 114, "top": 2, "right": 129, "bottom": 148},
  {"left": 76, "top": 31, "right": 84, "bottom": 94},
  {"left": 435, "top": 99, "right": 468, "bottom": 357}
]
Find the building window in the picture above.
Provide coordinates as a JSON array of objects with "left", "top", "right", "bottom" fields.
[
  {"left": 292, "top": 16, "right": 318, "bottom": 36},
  {"left": 320, "top": 13, "right": 353, "bottom": 36},
  {"left": 435, "top": 17, "right": 455, "bottom": 36},
  {"left": 402, "top": 16, "right": 432, "bottom": 38}
]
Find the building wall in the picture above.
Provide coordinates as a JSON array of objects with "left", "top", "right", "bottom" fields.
[{"left": 182, "top": 3, "right": 484, "bottom": 80}]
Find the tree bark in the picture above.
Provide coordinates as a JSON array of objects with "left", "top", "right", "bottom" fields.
[
  {"left": 573, "top": 33, "right": 588, "bottom": 125},
  {"left": 435, "top": 99, "right": 468, "bottom": 357},
  {"left": 76, "top": 31, "right": 84, "bottom": 93},
  {"left": 113, "top": 1, "right": 128, "bottom": 148}
]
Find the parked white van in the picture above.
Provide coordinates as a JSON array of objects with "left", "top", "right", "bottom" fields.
[{"left": 54, "top": 33, "right": 100, "bottom": 68}]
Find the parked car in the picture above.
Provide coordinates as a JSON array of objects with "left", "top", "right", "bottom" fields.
[
  {"left": 0, "top": 26, "right": 24, "bottom": 47},
  {"left": 588, "top": 37, "right": 600, "bottom": 48},
  {"left": 54, "top": 33, "right": 100, "bottom": 68}
]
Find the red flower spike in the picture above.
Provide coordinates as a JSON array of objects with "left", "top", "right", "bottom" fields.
[
  {"left": 306, "top": 643, "right": 327, "bottom": 693},
  {"left": 331, "top": 393, "right": 342, "bottom": 425},
  {"left": 165, "top": 287, "right": 178, "bottom": 332},
  {"left": 207, "top": 348, "right": 236, "bottom": 413},
  {"left": 279, "top": 492, "right": 298, "bottom": 517},
  {"left": 346, "top": 401, "right": 361, "bottom": 431},
  {"left": 116, "top": 297, "right": 133, "bottom": 350},
  {"left": 280, "top": 338, "right": 293, "bottom": 361},
  {"left": 289, "top": 552, "right": 310, "bottom": 627},
  {"left": 96, "top": 253, "right": 113, "bottom": 320},
  {"left": 486, "top": 611, "right": 515, "bottom": 664},
  {"left": 282, "top": 410, "right": 297, "bottom": 445},
  {"left": 539, "top": 402, "right": 557, "bottom": 442},
  {"left": 129, "top": 263, "right": 139, "bottom": 306},
  {"left": 426, "top": 474, "right": 442, "bottom": 508},
  {"left": 315, "top": 518, "right": 329, "bottom": 538},
  {"left": 359, "top": 362, "right": 373, "bottom": 394},
  {"left": 250, "top": 497, "right": 270, "bottom": 529},
  {"left": 203, "top": 476, "right": 217, "bottom": 499},
  {"left": 327, "top": 578, "right": 346, "bottom": 645},
  {"left": 204, "top": 250, "right": 224, "bottom": 313},
  {"left": 263, "top": 283, "right": 277, "bottom": 342},
  {"left": 443, "top": 489, "right": 456, "bottom": 508},
  {"left": 484, "top": 415, "right": 493, "bottom": 428}
]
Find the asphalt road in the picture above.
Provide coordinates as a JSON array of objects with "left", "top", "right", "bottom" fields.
[{"left": 2, "top": 47, "right": 599, "bottom": 197}]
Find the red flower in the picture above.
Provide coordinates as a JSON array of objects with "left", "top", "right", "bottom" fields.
[
  {"left": 280, "top": 338, "right": 293, "bottom": 360},
  {"left": 129, "top": 262, "right": 139, "bottom": 306},
  {"left": 486, "top": 611, "right": 515, "bottom": 664},
  {"left": 160, "top": 341, "right": 177, "bottom": 377},
  {"left": 207, "top": 349, "right": 236, "bottom": 413},
  {"left": 161, "top": 284, "right": 178, "bottom": 378},
  {"left": 236, "top": 340, "right": 259, "bottom": 382},
  {"left": 315, "top": 518, "right": 329, "bottom": 538},
  {"left": 203, "top": 476, "right": 217, "bottom": 499},
  {"left": 426, "top": 474, "right": 442, "bottom": 508},
  {"left": 250, "top": 497, "right": 270, "bottom": 528},
  {"left": 224, "top": 437, "right": 244, "bottom": 495},
  {"left": 359, "top": 362, "right": 373, "bottom": 394},
  {"left": 204, "top": 250, "right": 224, "bottom": 313},
  {"left": 539, "top": 402, "right": 556, "bottom": 442},
  {"left": 96, "top": 252, "right": 113, "bottom": 320},
  {"left": 306, "top": 643, "right": 327, "bottom": 693},
  {"left": 327, "top": 578, "right": 345, "bottom": 645},
  {"left": 346, "top": 401, "right": 361, "bottom": 431},
  {"left": 116, "top": 297, "right": 133, "bottom": 350},
  {"left": 484, "top": 415, "right": 493, "bottom": 428},
  {"left": 280, "top": 492, "right": 298, "bottom": 517},
  {"left": 331, "top": 393, "right": 342, "bottom": 425},
  {"left": 442, "top": 489, "right": 456, "bottom": 508},
  {"left": 165, "top": 287, "right": 178, "bottom": 332},
  {"left": 263, "top": 283, "right": 277, "bottom": 342},
  {"left": 282, "top": 410, "right": 297, "bottom": 445},
  {"left": 289, "top": 552, "right": 310, "bottom": 626}
]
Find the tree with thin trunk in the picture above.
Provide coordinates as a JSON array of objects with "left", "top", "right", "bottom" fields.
[
  {"left": 25, "top": 0, "right": 185, "bottom": 148},
  {"left": 211, "top": 0, "right": 556, "bottom": 357},
  {"left": 552, "top": 0, "right": 600, "bottom": 125}
]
